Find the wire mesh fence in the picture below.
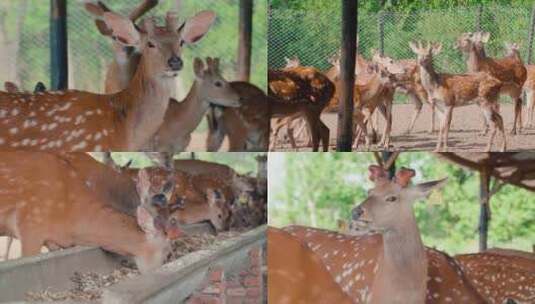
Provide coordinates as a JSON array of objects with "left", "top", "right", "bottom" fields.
[
  {"left": 269, "top": 4, "right": 534, "bottom": 77},
  {"left": 0, "top": 0, "right": 267, "bottom": 99}
]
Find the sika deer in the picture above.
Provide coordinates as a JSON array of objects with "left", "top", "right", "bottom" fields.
[
  {"left": 455, "top": 250, "right": 535, "bottom": 303},
  {"left": 84, "top": 0, "right": 160, "bottom": 93},
  {"left": 205, "top": 81, "right": 270, "bottom": 152},
  {"left": 410, "top": 41, "right": 506, "bottom": 151},
  {"left": 269, "top": 66, "right": 335, "bottom": 151},
  {"left": 456, "top": 32, "right": 527, "bottom": 134},
  {"left": 0, "top": 11, "right": 214, "bottom": 151},
  {"left": 0, "top": 153, "right": 181, "bottom": 273},
  {"left": 268, "top": 166, "right": 486, "bottom": 303},
  {"left": 143, "top": 57, "right": 241, "bottom": 152}
]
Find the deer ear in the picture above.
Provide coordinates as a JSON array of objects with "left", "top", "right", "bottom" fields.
[
  {"left": 432, "top": 43, "right": 443, "bottom": 56},
  {"left": 409, "top": 41, "right": 420, "bottom": 54},
  {"left": 193, "top": 57, "right": 205, "bottom": 78},
  {"left": 481, "top": 32, "right": 490, "bottom": 43},
  {"left": 85, "top": 2, "right": 114, "bottom": 36},
  {"left": 406, "top": 178, "right": 448, "bottom": 201},
  {"left": 136, "top": 205, "right": 158, "bottom": 235},
  {"left": 103, "top": 12, "right": 141, "bottom": 46},
  {"left": 180, "top": 10, "right": 216, "bottom": 45},
  {"left": 136, "top": 168, "right": 151, "bottom": 202}
]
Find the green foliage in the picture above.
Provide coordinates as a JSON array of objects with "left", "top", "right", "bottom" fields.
[{"left": 269, "top": 152, "right": 535, "bottom": 254}]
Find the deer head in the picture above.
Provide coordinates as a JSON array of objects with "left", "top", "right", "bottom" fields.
[
  {"left": 192, "top": 57, "right": 241, "bottom": 108},
  {"left": 351, "top": 165, "right": 447, "bottom": 234},
  {"left": 135, "top": 168, "right": 184, "bottom": 240},
  {"left": 205, "top": 189, "right": 231, "bottom": 231},
  {"left": 284, "top": 56, "right": 301, "bottom": 68},
  {"left": 504, "top": 42, "right": 521, "bottom": 57},
  {"left": 409, "top": 41, "right": 442, "bottom": 68},
  {"left": 87, "top": 3, "right": 216, "bottom": 77}
]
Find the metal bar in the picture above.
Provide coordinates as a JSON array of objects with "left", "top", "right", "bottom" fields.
[
  {"left": 475, "top": 4, "right": 483, "bottom": 32},
  {"left": 527, "top": 4, "right": 535, "bottom": 64},
  {"left": 479, "top": 168, "right": 491, "bottom": 252},
  {"left": 336, "top": 0, "right": 358, "bottom": 151},
  {"left": 237, "top": 0, "right": 253, "bottom": 82},
  {"left": 50, "top": 0, "right": 68, "bottom": 90}
]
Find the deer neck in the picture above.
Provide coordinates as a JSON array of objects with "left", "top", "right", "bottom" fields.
[
  {"left": 418, "top": 60, "right": 440, "bottom": 92},
  {"left": 118, "top": 56, "right": 173, "bottom": 150},
  {"left": 467, "top": 46, "right": 485, "bottom": 73},
  {"left": 362, "top": 74, "right": 385, "bottom": 101},
  {"left": 373, "top": 212, "right": 427, "bottom": 304},
  {"left": 164, "top": 81, "right": 210, "bottom": 138}
]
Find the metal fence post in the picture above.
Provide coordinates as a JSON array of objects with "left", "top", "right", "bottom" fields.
[
  {"left": 378, "top": 10, "right": 385, "bottom": 56},
  {"left": 479, "top": 168, "right": 490, "bottom": 252},
  {"left": 476, "top": 4, "right": 483, "bottom": 32},
  {"left": 50, "top": 0, "right": 68, "bottom": 90},
  {"left": 336, "top": 0, "right": 358, "bottom": 151},
  {"left": 237, "top": 0, "right": 253, "bottom": 82},
  {"left": 527, "top": 4, "right": 535, "bottom": 64}
]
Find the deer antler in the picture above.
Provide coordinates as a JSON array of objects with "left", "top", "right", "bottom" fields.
[{"left": 129, "top": 0, "right": 159, "bottom": 23}]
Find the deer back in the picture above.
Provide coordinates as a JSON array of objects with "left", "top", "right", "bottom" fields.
[{"left": 282, "top": 225, "right": 486, "bottom": 303}]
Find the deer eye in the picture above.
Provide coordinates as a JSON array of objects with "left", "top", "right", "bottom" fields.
[
  {"left": 147, "top": 41, "right": 156, "bottom": 48},
  {"left": 385, "top": 196, "right": 397, "bottom": 203}
]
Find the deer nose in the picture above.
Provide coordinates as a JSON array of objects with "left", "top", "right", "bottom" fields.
[
  {"left": 352, "top": 207, "right": 364, "bottom": 221},
  {"left": 168, "top": 56, "right": 183, "bottom": 71}
]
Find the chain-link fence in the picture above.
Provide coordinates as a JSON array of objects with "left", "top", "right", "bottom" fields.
[
  {"left": 269, "top": 4, "right": 534, "bottom": 76},
  {"left": 0, "top": 0, "right": 267, "bottom": 99}
]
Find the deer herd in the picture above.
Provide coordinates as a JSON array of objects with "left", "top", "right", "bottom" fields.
[
  {"left": 269, "top": 165, "right": 534, "bottom": 304},
  {"left": 270, "top": 30, "right": 535, "bottom": 152}
]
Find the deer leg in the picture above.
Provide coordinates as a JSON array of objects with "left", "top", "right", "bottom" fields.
[
  {"left": 406, "top": 93, "right": 423, "bottom": 134},
  {"left": 294, "top": 118, "right": 311, "bottom": 146},
  {"left": 352, "top": 111, "right": 369, "bottom": 150},
  {"left": 434, "top": 108, "right": 446, "bottom": 152},
  {"left": 430, "top": 102, "right": 436, "bottom": 134},
  {"left": 319, "top": 118, "right": 330, "bottom": 152},
  {"left": 286, "top": 121, "right": 298, "bottom": 150},
  {"left": 511, "top": 95, "right": 522, "bottom": 135},
  {"left": 442, "top": 106, "right": 454, "bottom": 152},
  {"left": 525, "top": 88, "right": 534, "bottom": 128},
  {"left": 377, "top": 103, "right": 392, "bottom": 149},
  {"left": 270, "top": 118, "right": 288, "bottom": 150},
  {"left": 304, "top": 113, "right": 320, "bottom": 152}
]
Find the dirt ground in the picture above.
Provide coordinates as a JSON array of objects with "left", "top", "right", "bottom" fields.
[{"left": 271, "top": 104, "right": 535, "bottom": 152}]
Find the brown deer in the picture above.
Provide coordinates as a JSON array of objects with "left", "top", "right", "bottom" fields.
[
  {"left": 455, "top": 250, "right": 535, "bottom": 303},
  {"left": 204, "top": 82, "right": 270, "bottom": 152},
  {"left": 84, "top": 0, "right": 160, "bottom": 93},
  {"left": 410, "top": 41, "right": 506, "bottom": 151},
  {"left": 143, "top": 57, "right": 241, "bottom": 152},
  {"left": 456, "top": 32, "right": 527, "bottom": 135},
  {"left": 268, "top": 66, "right": 335, "bottom": 151},
  {"left": 0, "top": 152, "right": 181, "bottom": 273},
  {"left": 0, "top": 11, "right": 215, "bottom": 151},
  {"left": 269, "top": 166, "right": 486, "bottom": 303}
]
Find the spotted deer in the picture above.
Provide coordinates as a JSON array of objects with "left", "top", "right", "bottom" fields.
[
  {"left": 0, "top": 11, "right": 215, "bottom": 151},
  {"left": 205, "top": 81, "right": 270, "bottom": 152},
  {"left": 456, "top": 32, "right": 527, "bottom": 135},
  {"left": 455, "top": 250, "right": 535, "bottom": 303},
  {"left": 84, "top": 0, "right": 161, "bottom": 93},
  {"left": 268, "top": 166, "right": 486, "bottom": 303},
  {"left": 0, "top": 152, "right": 181, "bottom": 273},
  {"left": 123, "top": 165, "right": 232, "bottom": 232},
  {"left": 410, "top": 41, "right": 506, "bottom": 151},
  {"left": 268, "top": 66, "right": 335, "bottom": 151},
  {"left": 143, "top": 57, "right": 241, "bottom": 153}
]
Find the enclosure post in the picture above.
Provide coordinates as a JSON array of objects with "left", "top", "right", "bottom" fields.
[
  {"left": 237, "top": 0, "right": 253, "bottom": 82},
  {"left": 50, "top": 0, "right": 68, "bottom": 90},
  {"left": 378, "top": 0, "right": 385, "bottom": 56},
  {"left": 479, "top": 168, "right": 490, "bottom": 251},
  {"left": 336, "top": 0, "right": 358, "bottom": 151},
  {"left": 527, "top": 4, "right": 535, "bottom": 64},
  {"left": 475, "top": 4, "right": 483, "bottom": 32}
]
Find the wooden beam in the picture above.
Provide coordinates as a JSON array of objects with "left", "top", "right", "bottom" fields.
[
  {"left": 479, "top": 168, "right": 491, "bottom": 252},
  {"left": 50, "top": 0, "right": 68, "bottom": 90},
  {"left": 336, "top": 0, "right": 358, "bottom": 151},
  {"left": 237, "top": 0, "right": 253, "bottom": 82}
]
